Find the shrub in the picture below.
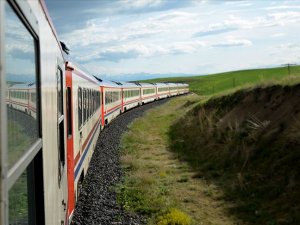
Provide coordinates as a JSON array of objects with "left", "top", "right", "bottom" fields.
[{"left": 157, "top": 208, "right": 192, "bottom": 225}]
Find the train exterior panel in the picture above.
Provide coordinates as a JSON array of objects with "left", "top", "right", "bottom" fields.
[
  {"left": 156, "top": 83, "right": 170, "bottom": 99},
  {"left": 101, "top": 81, "right": 122, "bottom": 125},
  {"left": 140, "top": 83, "right": 157, "bottom": 104},
  {"left": 1, "top": 0, "right": 68, "bottom": 224},
  {"left": 178, "top": 83, "right": 189, "bottom": 94},
  {"left": 167, "top": 83, "right": 179, "bottom": 97},
  {"left": 121, "top": 82, "right": 141, "bottom": 112},
  {"left": 65, "top": 62, "right": 102, "bottom": 220}
]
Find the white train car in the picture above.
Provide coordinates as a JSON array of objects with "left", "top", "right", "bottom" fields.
[
  {"left": 121, "top": 82, "right": 141, "bottom": 112},
  {"left": 167, "top": 83, "right": 179, "bottom": 97},
  {"left": 156, "top": 82, "right": 170, "bottom": 99},
  {"left": 140, "top": 83, "right": 157, "bottom": 104},
  {"left": 1, "top": 1, "right": 68, "bottom": 225},
  {"left": 100, "top": 81, "right": 122, "bottom": 126},
  {"left": 178, "top": 83, "right": 189, "bottom": 94},
  {"left": 65, "top": 61, "right": 102, "bottom": 220}
]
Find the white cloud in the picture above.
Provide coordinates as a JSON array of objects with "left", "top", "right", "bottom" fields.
[
  {"left": 195, "top": 11, "right": 300, "bottom": 37},
  {"left": 265, "top": 5, "right": 300, "bottom": 10},
  {"left": 75, "top": 40, "right": 206, "bottom": 62},
  {"left": 122, "top": 0, "right": 164, "bottom": 9},
  {"left": 271, "top": 33, "right": 286, "bottom": 38}
]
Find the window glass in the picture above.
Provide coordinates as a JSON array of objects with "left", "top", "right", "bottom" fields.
[
  {"left": 83, "top": 89, "right": 86, "bottom": 123},
  {"left": 78, "top": 88, "right": 82, "bottom": 128},
  {"left": 5, "top": 3, "right": 39, "bottom": 169}
]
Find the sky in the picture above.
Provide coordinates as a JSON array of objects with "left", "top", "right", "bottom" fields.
[{"left": 45, "top": 0, "right": 300, "bottom": 81}]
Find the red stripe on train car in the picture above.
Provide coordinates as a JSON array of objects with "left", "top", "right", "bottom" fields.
[
  {"left": 65, "top": 66, "right": 75, "bottom": 218},
  {"left": 101, "top": 86, "right": 105, "bottom": 127}
]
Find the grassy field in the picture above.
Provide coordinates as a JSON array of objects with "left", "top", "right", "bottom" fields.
[
  {"left": 117, "top": 95, "right": 244, "bottom": 225},
  {"left": 140, "top": 65, "right": 300, "bottom": 96}
]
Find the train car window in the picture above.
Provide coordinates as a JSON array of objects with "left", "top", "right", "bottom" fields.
[
  {"left": 66, "top": 87, "right": 72, "bottom": 137},
  {"left": 85, "top": 89, "right": 88, "bottom": 120},
  {"left": 88, "top": 89, "right": 91, "bottom": 117},
  {"left": 57, "top": 67, "right": 63, "bottom": 117},
  {"left": 5, "top": 1, "right": 39, "bottom": 170},
  {"left": 83, "top": 89, "right": 86, "bottom": 124},
  {"left": 89, "top": 89, "right": 92, "bottom": 117},
  {"left": 78, "top": 87, "right": 82, "bottom": 129}
]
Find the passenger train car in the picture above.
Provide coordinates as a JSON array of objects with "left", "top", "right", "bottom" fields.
[
  {"left": 121, "top": 82, "right": 141, "bottom": 112},
  {"left": 0, "top": 1, "right": 189, "bottom": 225}
]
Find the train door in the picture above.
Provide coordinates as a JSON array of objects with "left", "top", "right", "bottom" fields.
[
  {"left": 1, "top": 1, "right": 44, "bottom": 224},
  {"left": 57, "top": 64, "right": 68, "bottom": 224}
]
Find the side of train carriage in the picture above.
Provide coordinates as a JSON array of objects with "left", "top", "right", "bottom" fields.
[
  {"left": 0, "top": 0, "right": 189, "bottom": 225},
  {"left": 1, "top": 0, "right": 69, "bottom": 225}
]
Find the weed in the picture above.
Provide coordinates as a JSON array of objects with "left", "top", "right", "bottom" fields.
[{"left": 156, "top": 208, "right": 192, "bottom": 225}]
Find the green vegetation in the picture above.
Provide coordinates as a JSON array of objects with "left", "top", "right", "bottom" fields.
[
  {"left": 117, "top": 95, "right": 243, "bottom": 225},
  {"left": 157, "top": 208, "right": 192, "bottom": 225},
  {"left": 141, "top": 65, "right": 300, "bottom": 96},
  {"left": 170, "top": 84, "right": 300, "bottom": 225},
  {"left": 121, "top": 66, "right": 300, "bottom": 224}
]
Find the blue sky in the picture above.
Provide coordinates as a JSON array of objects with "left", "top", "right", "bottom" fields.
[{"left": 45, "top": 0, "right": 300, "bottom": 81}]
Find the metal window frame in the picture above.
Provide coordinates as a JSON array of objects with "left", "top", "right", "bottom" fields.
[{"left": 0, "top": 1, "right": 7, "bottom": 225}]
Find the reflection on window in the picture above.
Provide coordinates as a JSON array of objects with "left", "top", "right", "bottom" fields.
[
  {"left": 5, "top": 3, "right": 38, "bottom": 169},
  {"left": 9, "top": 170, "right": 29, "bottom": 225}
]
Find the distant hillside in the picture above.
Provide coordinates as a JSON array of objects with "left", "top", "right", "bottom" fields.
[{"left": 141, "top": 65, "right": 300, "bottom": 96}]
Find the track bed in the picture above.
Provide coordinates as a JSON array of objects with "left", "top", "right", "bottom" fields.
[{"left": 71, "top": 99, "right": 169, "bottom": 225}]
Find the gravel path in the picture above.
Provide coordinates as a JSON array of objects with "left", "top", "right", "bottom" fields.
[{"left": 71, "top": 99, "right": 169, "bottom": 225}]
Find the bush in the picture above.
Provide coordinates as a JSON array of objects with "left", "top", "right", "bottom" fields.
[{"left": 157, "top": 208, "right": 192, "bottom": 225}]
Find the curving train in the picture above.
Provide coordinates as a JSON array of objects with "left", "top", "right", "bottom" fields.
[{"left": 0, "top": 1, "right": 189, "bottom": 225}]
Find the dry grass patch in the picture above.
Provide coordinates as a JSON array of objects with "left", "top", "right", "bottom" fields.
[{"left": 117, "top": 94, "right": 242, "bottom": 225}]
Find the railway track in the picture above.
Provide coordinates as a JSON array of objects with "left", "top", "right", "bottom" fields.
[{"left": 71, "top": 98, "right": 170, "bottom": 225}]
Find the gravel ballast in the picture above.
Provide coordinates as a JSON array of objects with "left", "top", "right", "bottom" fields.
[{"left": 71, "top": 99, "right": 169, "bottom": 225}]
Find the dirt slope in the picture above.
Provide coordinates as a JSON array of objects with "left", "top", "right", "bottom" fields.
[{"left": 170, "top": 84, "right": 300, "bottom": 225}]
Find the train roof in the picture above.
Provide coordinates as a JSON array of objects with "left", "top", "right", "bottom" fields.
[
  {"left": 165, "top": 83, "right": 179, "bottom": 87},
  {"left": 98, "top": 80, "right": 123, "bottom": 88},
  {"left": 119, "top": 82, "right": 141, "bottom": 88},
  {"left": 67, "top": 61, "right": 101, "bottom": 85},
  {"left": 136, "top": 82, "right": 157, "bottom": 88},
  {"left": 154, "top": 82, "right": 169, "bottom": 87},
  {"left": 8, "top": 82, "right": 36, "bottom": 89}
]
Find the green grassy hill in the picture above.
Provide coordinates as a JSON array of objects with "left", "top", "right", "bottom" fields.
[{"left": 141, "top": 65, "right": 300, "bottom": 96}]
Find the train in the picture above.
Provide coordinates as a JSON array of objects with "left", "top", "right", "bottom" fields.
[{"left": 0, "top": 1, "right": 189, "bottom": 225}]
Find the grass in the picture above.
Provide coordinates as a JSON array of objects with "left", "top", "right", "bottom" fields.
[
  {"left": 140, "top": 65, "right": 300, "bottom": 96},
  {"left": 120, "top": 66, "right": 300, "bottom": 224},
  {"left": 117, "top": 94, "right": 243, "bottom": 225}
]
